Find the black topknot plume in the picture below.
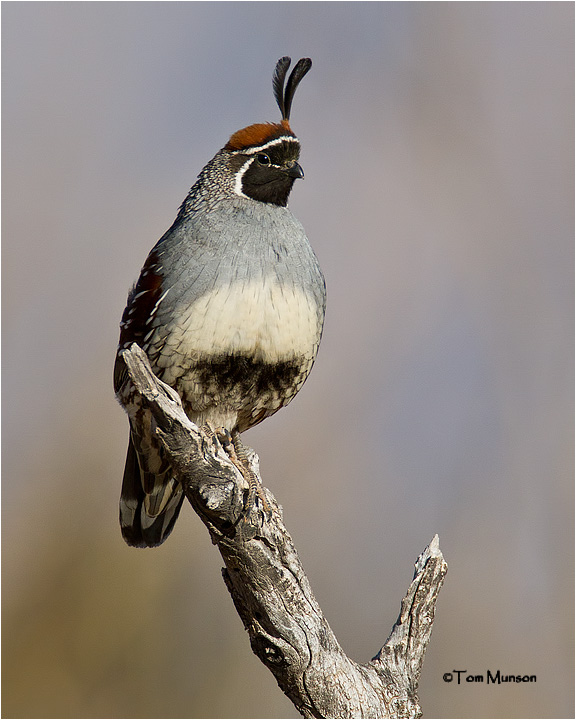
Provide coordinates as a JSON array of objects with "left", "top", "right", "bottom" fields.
[{"left": 273, "top": 56, "right": 312, "bottom": 122}]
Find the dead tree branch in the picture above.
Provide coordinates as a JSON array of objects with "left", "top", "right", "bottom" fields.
[{"left": 119, "top": 343, "right": 447, "bottom": 719}]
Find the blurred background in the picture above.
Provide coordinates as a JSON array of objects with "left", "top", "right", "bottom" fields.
[{"left": 2, "top": 2, "right": 573, "bottom": 718}]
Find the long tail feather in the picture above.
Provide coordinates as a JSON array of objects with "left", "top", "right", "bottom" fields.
[{"left": 119, "top": 435, "right": 184, "bottom": 548}]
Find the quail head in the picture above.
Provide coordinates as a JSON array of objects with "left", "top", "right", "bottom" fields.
[{"left": 114, "top": 57, "right": 326, "bottom": 548}]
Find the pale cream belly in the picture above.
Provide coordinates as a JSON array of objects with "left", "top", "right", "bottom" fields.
[{"left": 152, "top": 277, "right": 321, "bottom": 431}]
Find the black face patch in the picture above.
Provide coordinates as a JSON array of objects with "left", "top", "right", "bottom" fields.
[{"left": 232, "top": 140, "right": 302, "bottom": 206}]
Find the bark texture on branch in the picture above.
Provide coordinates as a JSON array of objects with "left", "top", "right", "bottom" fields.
[{"left": 119, "top": 343, "right": 447, "bottom": 719}]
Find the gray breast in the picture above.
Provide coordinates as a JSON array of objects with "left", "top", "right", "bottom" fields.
[{"left": 144, "top": 197, "right": 325, "bottom": 430}]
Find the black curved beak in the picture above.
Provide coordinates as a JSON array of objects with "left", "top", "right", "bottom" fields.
[{"left": 284, "top": 161, "right": 304, "bottom": 179}]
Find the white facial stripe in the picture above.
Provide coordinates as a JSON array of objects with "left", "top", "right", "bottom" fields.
[
  {"left": 233, "top": 157, "right": 254, "bottom": 197},
  {"left": 229, "top": 136, "right": 299, "bottom": 156}
]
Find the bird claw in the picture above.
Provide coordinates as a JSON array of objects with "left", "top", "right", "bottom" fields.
[
  {"left": 201, "top": 424, "right": 271, "bottom": 522},
  {"left": 243, "top": 484, "right": 273, "bottom": 523}
]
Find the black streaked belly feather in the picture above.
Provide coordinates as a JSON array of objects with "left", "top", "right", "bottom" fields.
[{"left": 184, "top": 354, "right": 311, "bottom": 432}]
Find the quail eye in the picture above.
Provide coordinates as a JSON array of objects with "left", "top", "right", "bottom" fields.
[{"left": 257, "top": 153, "right": 271, "bottom": 166}]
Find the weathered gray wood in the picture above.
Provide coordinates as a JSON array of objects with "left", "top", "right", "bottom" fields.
[{"left": 119, "top": 343, "right": 448, "bottom": 719}]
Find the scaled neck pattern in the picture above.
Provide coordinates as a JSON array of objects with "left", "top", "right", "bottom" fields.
[{"left": 176, "top": 149, "right": 251, "bottom": 220}]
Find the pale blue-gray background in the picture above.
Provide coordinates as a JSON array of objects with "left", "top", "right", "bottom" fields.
[{"left": 3, "top": 2, "right": 573, "bottom": 717}]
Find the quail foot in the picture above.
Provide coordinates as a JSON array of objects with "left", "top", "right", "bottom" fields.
[{"left": 115, "top": 57, "right": 326, "bottom": 547}]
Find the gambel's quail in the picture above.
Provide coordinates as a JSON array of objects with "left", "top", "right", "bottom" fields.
[{"left": 114, "top": 57, "right": 326, "bottom": 548}]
